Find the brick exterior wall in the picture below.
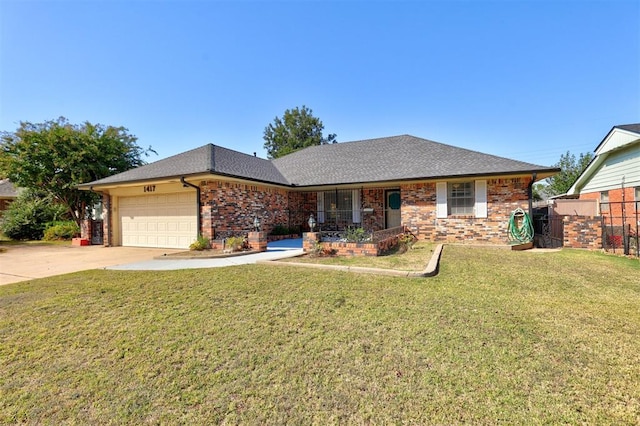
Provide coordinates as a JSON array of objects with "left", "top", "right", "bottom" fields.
[
  {"left": 362, "top": 188, "right": 386, "bottom": 231},
  {"left": 247, "top": 231, "right": 268, "bottom": 252},
  {"left": 302, "top": 232, "right": 401, "bottom": 256},
  {"left": 580, "top": 188, "right": 639, "bottom": 227},
  {"left": 97, "top": 175, "right": 623, "bottom": 252},
  {"left": 80, "top": 219, "right": 91, "bottom": 240},
  {"left": 199, "top": 180, "right": 290, "bottom": 240},
  {"left": 102, "top": 193, "right": 112, "bottom": 247},
  {"left": 288, "top": 191, "right": 317, "bottom": 232},
  {"left": 563, "top": 216, "right": 602, "bottom": 250},
  {"left": 101, "top": 176, "right": 555, "bottom": 248},
  {"left": 401, "top": 177, "right": 532, "bottom": 244}
]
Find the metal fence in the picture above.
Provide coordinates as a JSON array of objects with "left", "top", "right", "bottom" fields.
[
  {"left": 532, "top": 211, "right": 564, "bottom": 248},
  {"left": 601, "top": 201, "right": 639, "bottom": 257}
]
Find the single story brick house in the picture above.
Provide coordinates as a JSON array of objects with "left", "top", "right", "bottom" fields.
[
  {"left": 566, "top": 124, "right": 640, "bottom": 224},
  {"left": 79, "top": 135, "right": 559, "bottom": 249}
]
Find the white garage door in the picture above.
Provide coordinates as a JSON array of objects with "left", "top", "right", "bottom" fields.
[{"left": 119, "top": 192, "right": 197, "bottom": 249}]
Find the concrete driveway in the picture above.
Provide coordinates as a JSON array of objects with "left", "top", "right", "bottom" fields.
[{"left": 0, "top": 244, "right": 182, "bottom": 286}]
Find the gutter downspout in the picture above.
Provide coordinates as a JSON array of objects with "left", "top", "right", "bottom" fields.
[{"left": 180, "top": 177, "right": 201, "bottom": 237}]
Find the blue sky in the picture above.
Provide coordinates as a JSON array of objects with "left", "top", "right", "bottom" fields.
[{"left": 1, "top": 0, "right": 639, "bottom": 167}]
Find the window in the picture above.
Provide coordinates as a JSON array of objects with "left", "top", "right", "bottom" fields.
[
  {"left": 600, "top": 191, "right": 609, "bottom": 213},
  {"left": 317, "top": 189, "right": 361, "bottom": 224},
  {"left": 448, "top": 182, "right": 475, "bottom": 215},
  {"left": 436, "top": 180, "right": 487, "bottom": 218},
  {"left": 635, "top": 187, "right": 640, "bottom": 201}
]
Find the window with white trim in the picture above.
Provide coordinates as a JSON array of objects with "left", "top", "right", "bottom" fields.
[
  {"left": 436, "top": 180, "right": 487, "bottom": 218},
  {"left": 448, "top": 182, "right": 474, "bottom": 215},
  {"left": 316, "top": 189, "right": 361, "bottom": 224}
]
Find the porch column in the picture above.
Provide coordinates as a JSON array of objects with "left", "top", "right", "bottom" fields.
[
  {"left": 303, "top": 232, "right": 320, "bottom": 253},
  {"left": 248, "top": 231, "right": 268, "bottom": 252}
]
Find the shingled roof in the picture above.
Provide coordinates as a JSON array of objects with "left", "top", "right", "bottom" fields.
[
  {"left": 273, "top": 135, "right": 555, "bottom": 186},
  {"left": 83, "top": 144, "right": 289, "bottom": 187},
  {"left": 615, "top": 124, "right": 640, "bottom": 134},
  {"left": 0, "top": 179, "right": 20, "bottom": 198},
  {"left": 81, "top": 134, "right": 558, "bottom": 188}
]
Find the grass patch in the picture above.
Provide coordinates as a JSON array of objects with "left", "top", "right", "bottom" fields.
[
  {"left": 283, "top": 241, "right": 436, "bottom": 271},
  {"left": 0, "top": 239, "right": 70, "bottom": 247},
  {"left": 1, "top": 247, "right": 639, "bottom": 423}
]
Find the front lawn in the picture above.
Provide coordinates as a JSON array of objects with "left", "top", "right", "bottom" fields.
[
  {"left": 1, "top": 247, "right": 639, "bottom": 424},
  {"left": 283, "top": 241, "right": 437, "bottom": 271}
]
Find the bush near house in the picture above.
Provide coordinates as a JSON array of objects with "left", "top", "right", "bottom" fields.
[
  {"left": 0, "top": 191, "right": 67, "bottom": 240},
  {"left": 42, "top": 221, "right": 80, "bottom": 241},
  {"left": 189, "top": 235, "right": 211, "bottom": 251}
]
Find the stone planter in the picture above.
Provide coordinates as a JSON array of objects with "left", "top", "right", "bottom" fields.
[{"left": 302, "top": 232, "right": 401, "bottom": 257}]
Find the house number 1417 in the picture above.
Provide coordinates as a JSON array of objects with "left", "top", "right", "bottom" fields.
[{"left": 144, "top": 185, "right": 156, "bottom": 193}]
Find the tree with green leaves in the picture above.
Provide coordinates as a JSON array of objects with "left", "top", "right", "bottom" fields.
[
  {"left": 545, "top": 150, "right": 594, "bottom": 196},
  {"left": 263, "top": 106, "right": 337, "bottom": 159},
  {"left": 0, "top": 117, "right": 155, "bottom": 225},
  {"left": 0, "top": 189, "right": 68, "bottom": 240}
]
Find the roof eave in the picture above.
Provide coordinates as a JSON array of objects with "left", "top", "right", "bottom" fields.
[
  {"left": 290, "top": 168, "right": 560, "bottom": 189},
  {"left": 78, "top": 170, "right": 291, "bottom": 191}
]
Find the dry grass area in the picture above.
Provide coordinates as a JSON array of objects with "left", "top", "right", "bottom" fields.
[{"left": 1, "top": 246, "right": 639, "bottom": 424}]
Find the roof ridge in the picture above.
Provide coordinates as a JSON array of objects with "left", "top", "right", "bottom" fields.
[{"left": 208, "top": 143, "right": 215, "bottom": 172}]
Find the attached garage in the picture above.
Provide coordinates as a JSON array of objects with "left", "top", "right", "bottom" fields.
[{"left": 119, "top": 192, "right": 197, "bottom": 249}]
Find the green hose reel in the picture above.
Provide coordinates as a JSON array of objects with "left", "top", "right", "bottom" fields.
[{"left": 508, "top": 208, "right": 534, "bottom": 245}]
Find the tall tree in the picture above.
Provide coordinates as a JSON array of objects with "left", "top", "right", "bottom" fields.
[
  {"left": 545, "top": 150, "right": 594, "bottom": 196},
  {"left": 0, "top": 117, "right": 155, "bottom": 224},
  {"left": 263, "top": 105, "right": 337, "bottom": 159}
]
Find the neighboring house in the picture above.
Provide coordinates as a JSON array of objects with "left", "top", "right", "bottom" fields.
[
  {"left": 567, "top": 124, "right": 640, "bottom": 226},
  {"left": 79, "top": 135, "right": 559, "bottom": 249},
  {"left": 0, "top": 179, "right": 19, "bottom": 217}
]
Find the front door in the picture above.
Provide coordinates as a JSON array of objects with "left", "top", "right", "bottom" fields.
[{"left": 385, "top": 190, "right": 401, "bottom": 228}]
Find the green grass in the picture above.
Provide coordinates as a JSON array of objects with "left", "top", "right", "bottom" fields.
[
  {"left": 284, "top": 241, "right": 436, "bottom": 271},
  {"left": 1, "top": 247, "right": 639, "bottom": 424},
  {"left": 0, "top": 238, "right": 71, "bottom": 246}
]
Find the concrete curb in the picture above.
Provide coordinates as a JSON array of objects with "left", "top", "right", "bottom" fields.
[
  {"left": 257, "top": 244, "right": 444, "bottom": 278},
  {"left": 153, "top": 249, "right": 262, "bottom": 260}
]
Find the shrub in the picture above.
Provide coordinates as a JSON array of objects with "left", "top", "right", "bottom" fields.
[
  {"left": 226, "top": 236, "right": 245, "bottom": 252},
  {"left": 270, "top": 224, "right": 289, "bottom": 236},
  {"left": 189, "top": 235, "right": 210, "bottom": 251},
  {"left": 308, "top": 240, "right": 324, "bottom": 257},
  {"left": 43, "top": 221, "right": 80, "bottom": 241},
  {"left": 398, "top": 232, "right": 417, "bottom": 251},
  {"left": 0, "top": 191, "right": 68, "bottom": 240},
  {"left": 342, "top": 227, "right": 370, "bottom": 243}
]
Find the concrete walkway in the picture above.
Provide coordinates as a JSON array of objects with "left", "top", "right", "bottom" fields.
[
  {"left": 106, "top": 239, "right": 304, "bottom": 271},
  {"left": 2, "top": 238, "right": 440, "bottom": 283}
]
